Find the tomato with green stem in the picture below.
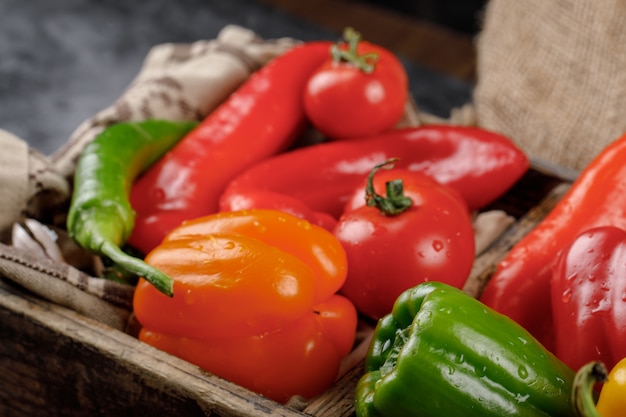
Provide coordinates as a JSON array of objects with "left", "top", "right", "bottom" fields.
[
  {"left": 334, "top": 159, "right": 475, "bottom": 320},
  {"left": 303, "top": 27, "right": 409, "bottom": 140}
]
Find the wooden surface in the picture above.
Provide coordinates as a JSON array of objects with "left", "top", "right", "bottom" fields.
[
  {"left": 0, "top": 280, "right": 311, "bottom": 417},
  {"left": 258, "top": 0, "right": 478, "bottom": 83}
]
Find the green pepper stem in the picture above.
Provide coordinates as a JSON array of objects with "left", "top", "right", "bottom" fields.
[
  {"left": 330, "top": 27, "right": 379, "bottom": 74},
  {"left": 572, "top": 361, "right": 608, "bottom": 417},
  {"left": 100, "top": 241, "right": 174, "bottom": 297},
  {"left": 365, "top": 158, "right": 413, "bottom": 216}
]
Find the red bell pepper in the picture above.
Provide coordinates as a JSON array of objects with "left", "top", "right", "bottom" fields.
[
  {"left": 219, "top": 124, "right": 529, "bottom": 230},
  {"left": 551, "top": 226, "right": 626, "bottom": 372},
  {"left": 480, "top": 131, "right": 626, "bottom": 351},
  {"left": 127, "top": 41, "right": 332, "bottom": 255}
]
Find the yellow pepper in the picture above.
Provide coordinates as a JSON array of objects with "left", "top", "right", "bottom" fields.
[
  {"left": 574, "top": 358, "right": 626, "bottom": 417},
  {"left": 596, "top": 357, "right": 626, "bottom": 416}
]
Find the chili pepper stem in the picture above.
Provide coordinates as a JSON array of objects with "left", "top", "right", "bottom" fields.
[
  {"left": 365, "top": 158, "right": 412, "bottom": 216},
  {"left": 100, "top": 241, "right": 174, "bottom": 297},
  {"left": 572, "top": 361, "right": 608, "bottom": 417},
  {"left": 331, "top": 27, "right": 378, "bottom": 74}
]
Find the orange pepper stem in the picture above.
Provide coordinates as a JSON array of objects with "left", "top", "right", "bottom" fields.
[
  {"left": 573, "top": 361, "right": 608, "bottom": 417},
  {"left": 330, "top": 27, "right": 379, "bottom": 74},
  {"left": 365, "top": 158, "right": 413, "bottom": 216}
]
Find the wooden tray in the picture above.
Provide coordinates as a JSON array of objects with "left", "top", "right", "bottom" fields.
[{"left": 0, "top": 159, "right": 577, "bottom": 417}]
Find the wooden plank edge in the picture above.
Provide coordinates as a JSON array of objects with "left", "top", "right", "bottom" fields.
[
  {"left": 0, "top": 280, "right": 310, "bottom": 417},
  {"left": 464, "top": 182, "right": 572, "bottom": 298}
]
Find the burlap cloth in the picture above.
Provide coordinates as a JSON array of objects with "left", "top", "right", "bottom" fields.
[
  {"left": 3, "top": 0, "right": 618, "bottom": 336},
  {"left": 474, "top": 0, "right": 626, "bottom": 171}
]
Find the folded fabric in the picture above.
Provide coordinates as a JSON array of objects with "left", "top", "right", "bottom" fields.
[
  {"left": 51, "top": 24, "right": 298, "bottom": 179},
  {"left": 0, "top": 129, "right": 69, "bottom": 243}
]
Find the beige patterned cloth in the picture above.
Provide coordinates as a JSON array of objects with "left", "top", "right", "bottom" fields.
[
  {"left": 51, "top": 24, "right": 298, "bottom": 180},
  {"left": 0, "top": 130, "right": 70, "bottom": 243},
  {"left": 474, "top": 0, "right": 626, "bottom": 171}
]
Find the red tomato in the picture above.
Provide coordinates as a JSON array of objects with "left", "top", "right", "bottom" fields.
[
  {"left": 303, "top": 28, "right": 408, "bottom": 140},
  {"left": 334, "top": 162, "right": 475, "bottom": 320}
]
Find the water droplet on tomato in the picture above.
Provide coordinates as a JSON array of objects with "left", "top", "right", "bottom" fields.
[{"left": 432, "top": 240, "right": 444, "bottom": 252}]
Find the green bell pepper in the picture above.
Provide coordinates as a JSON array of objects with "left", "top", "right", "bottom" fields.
[{"left": 355, "top": 282, "right": 576, "bottom": 417}]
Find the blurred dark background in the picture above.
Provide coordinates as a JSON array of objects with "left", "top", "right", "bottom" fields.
[
  {"left": 365, "top": 0, "right": 488, "bottom": 34},
  {"left": 258, "top": 0, "right": 486, "bottom": 83},
  {"left": 0, "top": 0, "right": 486, "bottom": 155}
]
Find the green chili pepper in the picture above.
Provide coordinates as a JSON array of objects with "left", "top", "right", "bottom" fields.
[
  {"left": 67, "top": 119, "right": 197, "bottom": 296},
  {"left": 355, "top": 281, "right": 576, "bottom": 417}
]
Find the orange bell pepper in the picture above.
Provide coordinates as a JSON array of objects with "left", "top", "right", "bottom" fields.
[{"left": 133, "top": 209, "right": 357, "bottom": 403}]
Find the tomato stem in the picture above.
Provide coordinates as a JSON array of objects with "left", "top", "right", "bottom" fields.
[
  {"left": 331, "top": 27, "right": 379, "bottom": 74},
  {"left": 365, "top": 158, "right": 412, "bottom": 216}
]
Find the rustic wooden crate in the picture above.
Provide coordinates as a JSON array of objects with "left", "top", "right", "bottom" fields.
[{"left": 0, "top": 160, "right": 577, "bottom": 417}]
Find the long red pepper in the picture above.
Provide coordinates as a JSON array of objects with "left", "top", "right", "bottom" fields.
[
  {"left": 480, "top": 131, "right": 626, "bottom": 351},
  {"left": 551, "top": 225, "right": 626, "bottom": 372},
  {"left": 127, "top": 41, "right": 332, "bottom": 254},
  {"left": 219, "top": 124, "right": 529, "bottom": 229}
]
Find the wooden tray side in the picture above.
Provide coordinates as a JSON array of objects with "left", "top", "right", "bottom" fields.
[{"left": 0, "top": 280, "right": 309, "bottom": 417}]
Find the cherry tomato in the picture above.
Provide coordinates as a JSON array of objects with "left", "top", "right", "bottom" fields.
[
  {"left": 334, "top": 160, "right": 475, "bottom": 320},
  {"left": 303, "top": 27, "right": 408, "bottom": 140}
]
